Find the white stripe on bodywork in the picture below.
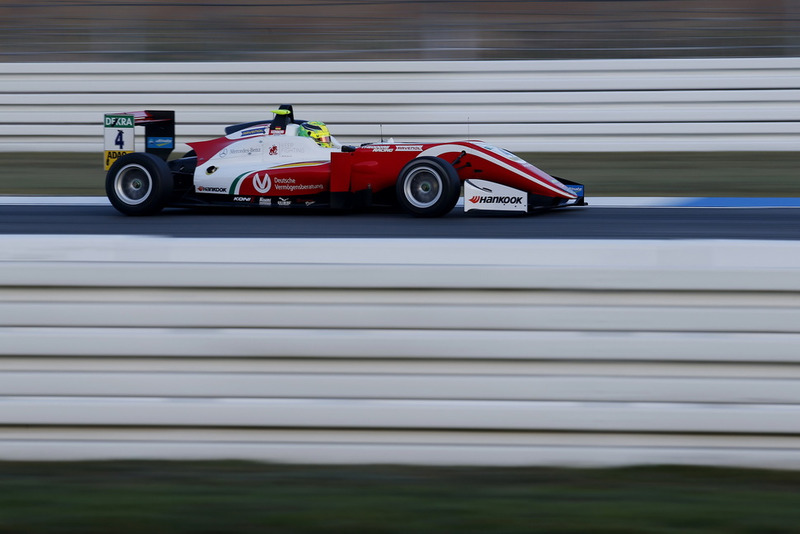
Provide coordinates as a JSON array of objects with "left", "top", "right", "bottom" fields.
[{"left": 418, "top": 144, "right": 576, "bottom": 198}]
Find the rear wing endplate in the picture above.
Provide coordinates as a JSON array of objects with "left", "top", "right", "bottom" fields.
[{"left": 103, "top": 110, "right": 175, "bottom": 170}]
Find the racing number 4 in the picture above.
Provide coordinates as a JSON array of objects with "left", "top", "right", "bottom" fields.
[{"left": 115, "top": 130, "right": 125, "bottom": 149}]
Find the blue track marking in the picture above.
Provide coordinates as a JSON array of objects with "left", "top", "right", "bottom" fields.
[{"left": 679, "top": 198, "right": 800, "bottom": 208}]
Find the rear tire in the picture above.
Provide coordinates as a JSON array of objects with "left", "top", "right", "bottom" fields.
[
  {"left": 106, "top": 153, "right": 173, "bottom": 215},
  {"left": 395, "top": 157, "right": 460, "bottom": 217}
]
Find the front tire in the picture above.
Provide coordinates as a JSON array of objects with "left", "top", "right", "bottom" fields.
[
  {"left": 395, "top": 157, "right": 460, "bottom": 217},
  {"left": 106, "top": 153, "right": 173, "bottom": 215}
]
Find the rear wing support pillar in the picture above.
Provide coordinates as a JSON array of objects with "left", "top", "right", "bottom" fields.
[{"left": 139, "top": 110, "right": 175, "bottom": 161}]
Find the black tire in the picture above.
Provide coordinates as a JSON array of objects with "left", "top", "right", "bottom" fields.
[
  {"left": 106, "top": 153, "right": 173, "bottom": 215},
  {"left": 395, "top": 157, "right": 461, "bottom": 217}
]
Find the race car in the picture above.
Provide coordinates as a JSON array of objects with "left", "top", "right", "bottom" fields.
[{"left": 104, "top": 105, "right": 586, "bottom": 217}]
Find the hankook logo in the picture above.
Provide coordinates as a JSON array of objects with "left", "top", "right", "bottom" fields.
[
  {"left": 252, "top": 171, "right": 272, "bottom": 193},
  {"left": 468, "top": 195, "right": 524, "bottom": 204}
]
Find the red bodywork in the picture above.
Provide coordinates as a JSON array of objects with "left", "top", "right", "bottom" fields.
[
  {"left": 329, "top": 141, "right": 576, "bottom": 199},
  {"left": 188, "top": 136, "right": 577, "bottom": 200}
]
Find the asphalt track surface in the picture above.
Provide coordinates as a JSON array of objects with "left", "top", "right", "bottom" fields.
[{"left": 2, "top": 203, "right": 800, "bottom": 239}]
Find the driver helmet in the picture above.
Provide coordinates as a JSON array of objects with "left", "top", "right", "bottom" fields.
[{"left": 298, "top": 121, "right": 332, "bottom": 148}]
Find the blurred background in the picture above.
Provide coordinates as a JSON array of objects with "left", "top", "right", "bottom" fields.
[
  {"left": 2, "top": 3, "right": 800, "bottom": 531},
  {"left": 2, "top": 0, "right": 800, "bottom": 62}
]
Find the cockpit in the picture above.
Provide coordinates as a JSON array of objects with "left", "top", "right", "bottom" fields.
[{"left": 224, "top": 105, "right": 339, "bottom": 148}]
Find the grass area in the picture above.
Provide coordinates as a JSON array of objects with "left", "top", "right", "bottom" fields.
[
  {"left": 2, "top": 152, "right": 800, "bottom": 198},
  {"left": 1, "top": 462, "right": 800, "bottom": 533},
  {"left": 1, "top": 153, "right": 103, "bottom": 196}
]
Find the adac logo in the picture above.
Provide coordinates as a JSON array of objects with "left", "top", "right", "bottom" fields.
[{"left": 251, "top": 171, "right": 272, "bottom": 193}]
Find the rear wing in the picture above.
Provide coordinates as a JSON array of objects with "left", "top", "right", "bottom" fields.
[{"left": 103, "top": 110, "right": 175, "bottom": 170}]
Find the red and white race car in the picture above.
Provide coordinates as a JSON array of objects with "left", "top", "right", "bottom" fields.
[{"left": 104, "top": 105, "right": 586, "bottom": 217}]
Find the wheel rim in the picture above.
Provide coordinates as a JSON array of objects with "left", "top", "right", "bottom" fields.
[
  {"left": 114, "top": 164, "right": 152, "bottom": 205},
  {"left": 403, "top": 166, "right": 442, "bottom": 209}
]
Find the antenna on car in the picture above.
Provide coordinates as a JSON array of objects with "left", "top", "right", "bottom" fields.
[
  {"left": 467, "top": 116, "right": 470, "bottom": 140},
  {"left": 380, "top": 124, "right": 384, "bottom": 143}
]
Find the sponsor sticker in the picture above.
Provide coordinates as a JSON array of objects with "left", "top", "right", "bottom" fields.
[
  {"left": 467, "top": 195, "right": 524, "bottom": 205},
  {"left": 252, "top": 171, "right": 272, "bottom": 193},
  {"left": 104, "top": 150, "right": 133, "bottom": 170},
  {"left": 240, "top": 127, "right": 266, "bottom": 137},
  {"left": 464, "top": 179, "right": 528, "bottom": 213},
  {"left": 259, "top": 198, "right": 272, "bottom": 206},
  {"left": 272, "top": 177, "right": 323, "bottom": 192},
  {"left": 196, "top": 186, "right": 228, "bottom": 193},
  {"left": 565, "top": 184, "right": 584, "bottom": 197},
  {"left": 104, "top": 115, "right": 134, "bottom": 128},
  {"left": 370, "top": 145, "right": 393, "bottom": 152},
  {"left": 104, "top": 113, "right": 135, "bottom": 169},
  {"left": 396, "top": 145, "right": 423, "bottom": 152},
  {"left": 146, "top": 137, "right": 174, "bottom": 149},
  {"left": 218, "top": 145, "right": 261, "bottom": 159}
]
